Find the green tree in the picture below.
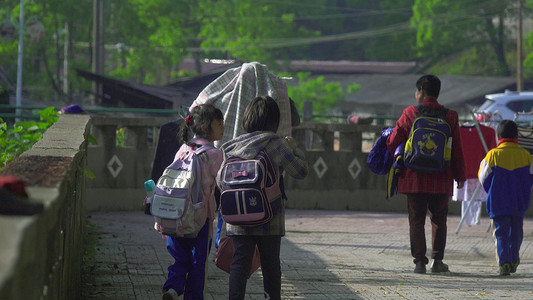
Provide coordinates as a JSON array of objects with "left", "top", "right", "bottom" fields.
[
  {"left": 522, "top": 1, "right": 533, "bottom": 78},
  {"left": 0, "top": 107, "right": 58, "bottom": 169},
  {"left": 300, "top": 0, "right": 417, "bottom": 62},
  {"left": 286, "top": 72, "right": 359, "bottom": 118},
  {"left": 105, "top": 0, "right": 200, "bottom": 83},
  {"left": 2, "top": 0, "right": 425, "bottom": 103},
  {"left": 0, "top": 0, "right": 92, "bottom": 103},
  {"left": 411, "top": 0, "right": 514, "bottom": 75},
  {"left": 197, "top": 0, "right": 321, "bottom": 68}
]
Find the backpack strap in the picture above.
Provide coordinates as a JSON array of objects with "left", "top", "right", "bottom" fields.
[
  {"left": 192, "top": 144, "right": 216, "bottom": 155},
  {"left": 279, "top": 173, "right": 287, "bottom": 200},
  {"left": 416, "top": 104, "right": 449, "bottom": 118},
  {"left": 261, "top": 151, "right": 283, "bottom": 201}
]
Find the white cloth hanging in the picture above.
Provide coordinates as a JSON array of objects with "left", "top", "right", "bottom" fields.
[{"left": 453, "top": 178, "right": 487, "bottom": 225}]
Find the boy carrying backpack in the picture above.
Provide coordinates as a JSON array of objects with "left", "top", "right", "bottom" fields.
[
  {"left": 403, "top": 105, "right": 452, "bottom": 173},
  {"left": 386, "top": 75, "right": 466, "bottom": 274}
]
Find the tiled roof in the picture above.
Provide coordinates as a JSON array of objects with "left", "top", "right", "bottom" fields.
[{"left": 322, "top": 74, "right": 517, "bottom": 116}]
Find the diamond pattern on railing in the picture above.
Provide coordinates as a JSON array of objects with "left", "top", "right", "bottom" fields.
[
  {"left": 348, "top": 157, "right": 362, "bottom": 180},
  {"left": 313, "top": 156, "right": 328, "bottom": 179},
  {"left": 107, "top": 154, "right": 123, "bottom": 178}
]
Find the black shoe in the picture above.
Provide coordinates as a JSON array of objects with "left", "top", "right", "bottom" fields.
[
  {"left": 510, "top": 259, "right": 520, "bottom": 274},
  {"left": 414, "top": 261, "right": 426, "bottom": 274},
  {"left": 0, "top": 188, "right": 44, "bottom": 216},
  {"left": 430, "top": 260, "right": 449, "bottom": 273},
  {"left": 499, "top": 263, "right": 511, "bottom": 276}
]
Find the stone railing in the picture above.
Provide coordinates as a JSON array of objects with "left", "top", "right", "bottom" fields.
[
  {"left": 286, "top": 123, "right": 405, "bottom": 211},
  {"left": 85, "top": 116, "right": 169, "bottom": 211},
  {"left": 84, "top": 117, "right": 413, "bottom": 213},
  {"left": 87, "top": 117, "right": 498, "bottom": 215},
  {"left": 0, "top": 114, "right": 91, "bottom": 300}
]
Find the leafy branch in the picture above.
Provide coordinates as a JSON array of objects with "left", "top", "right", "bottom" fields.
[{"left": 0, "top": 107, "right": 59, "bottom": 170}]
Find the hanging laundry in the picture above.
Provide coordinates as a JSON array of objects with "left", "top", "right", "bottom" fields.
[
  {"left": 452, "top": 124, "right": 496, "bottom": 226},
  {"left": 518, "top": 126, "right": 533, "bottom": 155},
  {"left": 458, "top": 124, "right": 496, "bottom": 179}
]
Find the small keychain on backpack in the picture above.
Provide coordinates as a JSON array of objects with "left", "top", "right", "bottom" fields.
[{"left": 144, "top": 179, "right": 155, "bottom": 215}]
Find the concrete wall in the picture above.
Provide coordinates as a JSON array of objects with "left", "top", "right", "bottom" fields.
[
  {"left": 84, "top": 118, "right": 396, "bottom": 213},
  {"left": 85, "top": 116, "right": 169, "bottom": 211},
  {"left": 0, "top": 115, "right": 91, "bottom": 300},
  {"left": 83, "top": 118, "right": 451, "bottom": 214},
  {"left": 284, "top": 123, "right": 458, "bottom": 214},
  {"left": 84, "top": 117, "right": 533, "bottom": 217}
]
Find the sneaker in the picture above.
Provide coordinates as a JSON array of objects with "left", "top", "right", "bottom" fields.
[
  {"left": 414, "top": 261, "right": 426, "bottom": 274},
  {"left": 499, "top": 263, "right": 511, "bottom": 276},
  {"left": 162, "top": 288, "right": 179, "bottom": 300},
  {"left": 510, "top": 259, "right": 520, "bottom": 273},
  {"left": 430, "top": 260, "right": 449, "bottom": 273}
]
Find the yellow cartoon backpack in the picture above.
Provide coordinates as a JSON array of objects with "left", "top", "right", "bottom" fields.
[{"left": 404, "top": 105, "right": 452, "bottom": 173}]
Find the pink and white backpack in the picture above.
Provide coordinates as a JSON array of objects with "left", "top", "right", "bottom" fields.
[
  {"left": 151, "top": 144, "right": 213, "bottom": 237},
  {"left": 219, "top": 151, "right": 282, "bottom": 227}
]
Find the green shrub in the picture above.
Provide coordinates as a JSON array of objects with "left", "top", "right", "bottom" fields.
[{"left": 0, "top": 107, "right": 59, "bottom": 170}]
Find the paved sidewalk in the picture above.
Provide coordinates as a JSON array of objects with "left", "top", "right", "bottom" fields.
[{"left": 81, "top": 209, "right": 533, "bottom": 299}]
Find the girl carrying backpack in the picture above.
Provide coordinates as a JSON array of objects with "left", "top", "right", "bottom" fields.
[
  {"left": 160, "top": 104, "right": 224, "bottom": 300},
  {"left": 217, "top": 96, "right": 308, "bottom": 300}
]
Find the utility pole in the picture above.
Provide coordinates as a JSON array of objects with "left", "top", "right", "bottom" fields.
[
  {"left": 517, "top": 0, "right": 524, "bottom": 91},
  {"left": 15, "top": 0, "right": 24, "bottom": 120},
  {"left": 63, "top": 22, "right": 69, "bottom": 99},
  {"left": 92, "top": 0, "right": 104, "bottom": 105}
]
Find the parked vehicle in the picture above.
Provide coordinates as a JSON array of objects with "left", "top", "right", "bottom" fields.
[{"left": 474, "top": 90, "right": 533, "bottom": 124}]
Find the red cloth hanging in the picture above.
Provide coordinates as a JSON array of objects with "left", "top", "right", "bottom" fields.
[{"left": 460, "top": 125, "right": 497, "bottom": 179}]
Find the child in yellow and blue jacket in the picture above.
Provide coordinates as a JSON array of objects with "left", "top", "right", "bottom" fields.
[{"left": 478, "top": 120, "right": 533, "bottom": 276}]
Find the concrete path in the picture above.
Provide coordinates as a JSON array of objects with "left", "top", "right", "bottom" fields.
[{"left": 81, "top": 209, "right": 533, "bottom": 299}]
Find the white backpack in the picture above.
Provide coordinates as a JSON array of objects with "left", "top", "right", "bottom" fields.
[{"left": 151, "top": 144, "right": 213, "bottom": 237}]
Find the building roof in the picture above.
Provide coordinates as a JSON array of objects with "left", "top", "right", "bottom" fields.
[
  {"left": 77, "top": 60, "right": 522, "bottom": 119},
  {"left": 76, "top": 63, "right": 240, "bottom": 109},
  {"left": 320, "top": 74, "right": 518, "bottom": 116}
]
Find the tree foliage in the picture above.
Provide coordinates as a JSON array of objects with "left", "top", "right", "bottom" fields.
[
  {"left": 0, "top": 0, "right": 92, "bottom": 103},
  {"left": 197, "top": 0, "right": 321, "bottom": 68},
  {"left": 411, "top": 0, "right": 515, "bottom": 76},
  {"left": 3, "top": 0, "right": 533, "bottom": 107},
  {"left": 0, "top": 107, "right": 58, "bottom": 169},
  {"left": 105, "top": 0, "right": 199, "bottom": 83},
  {"left": 300, "top": 0, "right": 417, "bottom": 62},
  {"left": 523, "top": 1, "right": 533, "bottom": 78},
  {"left": 286, "top": 72, "right": 359, "bottom": 116}
]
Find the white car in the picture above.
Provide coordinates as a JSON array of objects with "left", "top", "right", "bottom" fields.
[{"left": 474, "top": 90, "right": 533, "bottom": 125}]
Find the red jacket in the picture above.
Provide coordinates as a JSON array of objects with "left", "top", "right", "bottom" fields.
[{"left": 386, "top": 97, "right": 466, "bottom": 195}]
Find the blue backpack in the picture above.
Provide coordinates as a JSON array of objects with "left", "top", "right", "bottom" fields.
[
  {"left": 367, "top": 127, "right": 394, "bottom": 175},
  {"left": 403, "top": 105, "right": 452, "bottom": 173}
]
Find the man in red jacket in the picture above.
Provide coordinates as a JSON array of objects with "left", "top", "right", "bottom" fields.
[{"left": 387, "top": 75, "right": 466, "bottom": 274}]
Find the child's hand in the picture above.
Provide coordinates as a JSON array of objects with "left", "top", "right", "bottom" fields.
[{"left": 285, "top": 136, "right": 297, "bottom": 149}]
